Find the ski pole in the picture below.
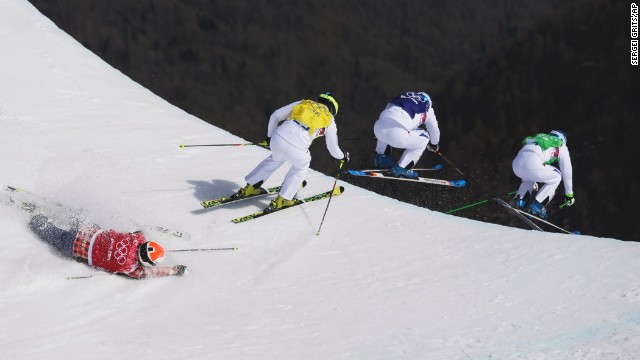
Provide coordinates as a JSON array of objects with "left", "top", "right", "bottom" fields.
[
  {"left": 316, "top": 160, "right": 346, "bottom": 236},
  {"left": 167, "top": 247, "right": 238, "bottom": 252},
  {"left": 445, "top": 191, "right": 517, "bottom": 214},
  {"left": 435, "top": 150, "right": 465, "bottom": 176},
  {"left": 180, "top": 143, "right": 255, "bottom": 148}
]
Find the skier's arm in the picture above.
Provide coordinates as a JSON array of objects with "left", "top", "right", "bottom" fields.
[
  {"left": 324, "top": 121, "right": 346, "bottom": 160},
  {"left": 424, "top": 107, "right": 440, "bottom": 145},
  {"left": 267, "top": 101, "right": 300, "bottom": 137},
  {"left": 558, "top": 146, "right": 573, "bottom": 194}
]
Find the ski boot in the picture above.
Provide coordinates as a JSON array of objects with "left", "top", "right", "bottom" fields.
[
  {"left": 373, "top": 153, "right": 395, "bottom": 169},
  {"left": 514, "top": 196, "right": 527, "bottom": 210},
  {"left": 264, "top": 195, "right": 299, "bottom": 213},
  {"left": 392, "top": 164, "right": 418, "bottom": 179},
  {"left": 231, "top": 182, "right": 264, "bottom": 200},
  {"left": 529, "top": 200, "right": 548, "bottom": 219}
]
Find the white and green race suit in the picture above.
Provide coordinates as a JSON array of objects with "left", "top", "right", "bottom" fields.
[{"left": 512, "top": 133, "right": 574, "bottom": 204}]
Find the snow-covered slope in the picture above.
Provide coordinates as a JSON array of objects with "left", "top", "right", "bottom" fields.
[{"left": 1, "top": 2, "right": 639, "bottom": 359}]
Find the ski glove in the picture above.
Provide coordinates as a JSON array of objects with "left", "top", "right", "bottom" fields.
[
  {"left": 257, "top": 137, "right": 271, "bottom": 149},
  {"left": 561, "top": 192, "right": 575, "bottom": 208},
  {"left": 426, "top": 142, "right": 439, "bottom": 152},
  {"left": 175, "top": 265, "right": 191, "bottom": 276},
  {"left": 342, "top": 151, "right": 350, "bottom": 163}
]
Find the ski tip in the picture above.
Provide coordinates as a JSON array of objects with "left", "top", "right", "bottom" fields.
[
  {"left": 491, "top": 197, "right": 505, "bottom": 205},
  {"left": 179, "top": 144, "right": 185, "bottom": 148},
  {"left": 570, "top": 231, "right": 581, "bottom": 235},
  {"left": 302, "top": 180, "right": 308, "bottom": 188},
  {"left": 333, "top": 186, "right": 345, "bottom": 195},
  {"left": 434, "top": 164, "right": 443, "bottom": 170},
  {"left": 451, "top": 179, "right": 467, "bottom": 187},
  {"left": 347, "top": 170, "right": 366, "bottom": 176}
]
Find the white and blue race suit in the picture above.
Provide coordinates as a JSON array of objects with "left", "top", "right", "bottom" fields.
[{"left": 374, "top": 92, "right": 440, "bottom": 168}]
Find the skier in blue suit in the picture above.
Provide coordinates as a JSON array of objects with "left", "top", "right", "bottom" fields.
[{"left": 372, "top": 92, "right": 440, "bottom": 179}]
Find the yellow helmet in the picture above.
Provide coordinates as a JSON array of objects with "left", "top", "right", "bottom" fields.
[{"left": 318, "top": 92, "right": 338, "bottom": 116}]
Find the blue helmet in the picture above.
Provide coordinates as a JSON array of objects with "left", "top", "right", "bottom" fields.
[
  {"left": 418, "top": 92, "right": 432, "bottom": 111},
  {"left": 549, "top": 130, "right": 567, "bottom": 145}
]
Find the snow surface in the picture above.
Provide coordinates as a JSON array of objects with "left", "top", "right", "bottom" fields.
[{"left": 1, "top": 1, "right": 640, "bottom": 359}]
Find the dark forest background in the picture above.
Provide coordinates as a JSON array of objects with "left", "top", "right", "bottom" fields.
[{"left": 28, "top": 0, "right": 639, "bottom": 241}]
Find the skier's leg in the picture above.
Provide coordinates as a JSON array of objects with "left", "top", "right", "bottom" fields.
[
  {"left": 375, "top": 122, "right": 413, "bottom": 164},
  {"left": 373, "top": 139, "right": 395, "bottom": 168},
  {"left": 533, "top": 166, "right": 562, "bottom": 203},
  {"left": 397, "top": 130, "right": 429, "bottom": 168},
  {"left": 512, "top": 153, "right": 541, "bottom": 198},
  {"left": 29, "top": 214, "right": 76, "bottom": 258},
  {"left": 374, "top": 118, "right": 406, "bottom": 150},
  {"left": 374, "top": 139, "right": 389, "bottom": 155},
  {"left": 373, "top": 118, "right": 399, "bottom": 167},
  {"left": 245, "top": 152, "right": 286, "bottom": 187},
  {"left": 515, "top": 181, "right": 537, "bottom": 199},
  {"left": 278, "top": 147, "right": 311, "bottom": 201},
  {"left": 512, "top": 152, "right": 543, "bottom": 208}
]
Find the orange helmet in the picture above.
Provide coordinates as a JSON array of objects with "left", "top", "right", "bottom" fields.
[{"left": 138, "top": 241, "right": 165, "bottom": 266}]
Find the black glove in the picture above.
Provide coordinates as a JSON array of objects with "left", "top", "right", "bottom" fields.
[
  {"left": 342, "top": 151, "right": 350, "bottom": 163},
  {"left": 175, "top": 265, "right": 191, "bottom": 276},
  {"left": 426, "top": 142, "right": 439, "bottom": 152},
  {"left": 560, "top": 192, "right": 575, "bottom": 208},
  {"left": 257, "top": 137, "right": 271, "bottom": 148}
]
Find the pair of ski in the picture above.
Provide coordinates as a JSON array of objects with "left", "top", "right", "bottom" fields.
[
  {"left": 3, "top": 185, "right": 190, "bottom": 240},
  {"left": 345, "top": 164, "right": 466, "bottom": 187},
  {"left": 199, "top": 181, "right": 345, "bottom": 223},
  {"left": 492, "top": 198, "right": 578, "bottom": 234}
]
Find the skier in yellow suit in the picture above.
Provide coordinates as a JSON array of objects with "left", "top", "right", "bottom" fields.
[{"left": 234, "top": 92, "right": 349, "bottom": 211}]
